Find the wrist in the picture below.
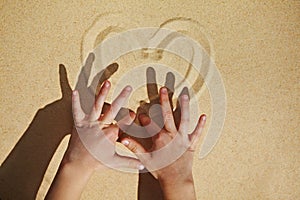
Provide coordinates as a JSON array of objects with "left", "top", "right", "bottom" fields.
[
  {"left": 59, "top": 159, "right": 95, "bottom": 178},
  {"left": 158, "top": 172, "right": 194, "bottom": 187},
  {"left": 158, "top": 175, "right": 196, "bottom": 200},
  {"left": 157, "top": 167, "right": 194, "bottom": 184},
  {"left": 59, "top": 161, "right": 94, "bottom": 180},
  {"left": 46, "top": 161, "right": 94, "bottom": 200}
]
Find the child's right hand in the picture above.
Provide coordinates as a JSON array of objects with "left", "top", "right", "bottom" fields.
[{"left": 121, "top": 87, "right": 206, "bottom": 200}]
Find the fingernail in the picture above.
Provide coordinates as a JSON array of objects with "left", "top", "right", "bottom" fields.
[
  {"left": 122, "top": 140, "right": 129, "bottom": 146},
  {"left": 125, "top": 86, "right": 132, "bottom": 91},
  {"left": 139, "top": 113, "right": 147, "bottom": 118},
  {"left": 129, "top": 111, "right": 136, "bottom": 118},
  {"left": 73, "top": 90, "right": 78, "bottom": 96},
  {"left": 138, "top": 164, "right": 145, "bottom": 170},
  {"left": 161, "top": 87, "right": 167, "bottom": 94},
  {"left": 182, "top": 94, "right": 189, "bottom": 100},
  {"left": 105, "top": 81, "right": 110, "bottom": 87},
  {"left": 202, "top": 115, "right": 206, "bottom": 121}
]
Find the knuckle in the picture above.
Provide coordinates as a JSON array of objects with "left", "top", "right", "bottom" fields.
[
  {"left": 129, "top": 143, "right": 138, "bottom": 153},
  {"left": 75, "top": 121, "right": 83, "bottom": 127},
  {"left": 120, "top": 90, "right": 129, "bottom": 97},
  {"left": 164, "top": 111, "right": 173, "bottom": 120}
]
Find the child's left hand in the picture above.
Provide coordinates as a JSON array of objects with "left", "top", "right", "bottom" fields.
[{"left": 62, "top": 80, "right": 144, "bottom": 172}]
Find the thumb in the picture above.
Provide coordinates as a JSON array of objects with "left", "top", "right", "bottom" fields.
[
  {"left": 121, "top": 138, "right": 151, "bottom": 164},
  {"left": 121, "top": 138, "right": 147, "bottom": 154}
]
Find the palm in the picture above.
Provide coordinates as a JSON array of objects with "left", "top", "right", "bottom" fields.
[{"left": 120, "top": 68, "right": 206, "bottom": 179}]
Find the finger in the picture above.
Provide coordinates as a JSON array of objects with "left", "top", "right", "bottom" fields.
[
  {"left": 89, "top": 81, "right": 111, "bottom": 121},
  {"left": 104, "top": 124, "right": 119, "bottom": 141},
  {"left": 160, "top": 87, "right": 177, "bottom": 132},
  {"left": 146, "top": 67, "right": 159, "bottom": 104},
  {"left": 102, "top": 104, "right": 134, "bottom": 122},
  {"left": 102, "top": 86, "right": 132, "bottom": 122},
  {"left": 117, "top": 110, "right": 136, "bottom": 126},
  {"left": 121, "top": 138, "right": 151, "bottom": 164},
  {"left": 189, "top": 114, "right": 206, "bottom": 150},
  {"left": 121, "top": 138, "right": 147, "bottom": 154},
  {"left": 164, "top": 72, "right": 175, "bottom": 109},
  {"left": 136, "top": 103, "right": 149, "bottom": 116},
  {"left": 139, "top": 114, "right": 162, "bottom": 137},
  {"left": 117, "top": 111, "right": 136, "bottom": 133},
  {"left": 115, "top": 107, "right": 134, "bottom": 121},
  {"left": 113, "top": 154, "right": 145, "bottom": 170},
  {"left": 178, "top": 94, "right": 190, "bottom": 134},
  {"left": 90, "top": 63, "right": 119, "bottom": 96},
  {"left": 59, "top": 64, "right": 72, "bottom": 98},
  {"left": 174, "top": 87, "right": 189, "bottom": 128},
  {"left": 148, "top": 103, "right": 164, "bottom": 128},
  {"left": 72, "top": 90, "right": 85, "bottom": 123}
]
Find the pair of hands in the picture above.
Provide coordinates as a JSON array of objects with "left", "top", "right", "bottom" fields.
[
  {"left": 49, "top": 53, "right": 206, "bottom": 200},
  {"left": 64, "top": 70, "right": 206, "bottom": 180}
]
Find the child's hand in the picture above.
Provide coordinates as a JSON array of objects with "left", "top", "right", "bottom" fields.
[
  {"left": 121, "top": 87, "right": 206, "bottom": 200},
  {"left": 62, "top": 80, "right": 144, "bottom": 172},
  {"left": 46, "top": 80, "right": 144, "bottom": 200}
]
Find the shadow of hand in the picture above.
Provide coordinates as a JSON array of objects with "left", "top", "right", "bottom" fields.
[{"left": 0, "top": 53, "right": 118, "bottom": 200}]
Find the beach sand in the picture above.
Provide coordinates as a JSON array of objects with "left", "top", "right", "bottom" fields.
[{"left": 0, "top": 1, "right": 299, "bottom": 199}]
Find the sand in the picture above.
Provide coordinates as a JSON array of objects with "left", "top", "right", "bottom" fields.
[{"left": 0, "top": 1, "right": 299, "bottom": 199}]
